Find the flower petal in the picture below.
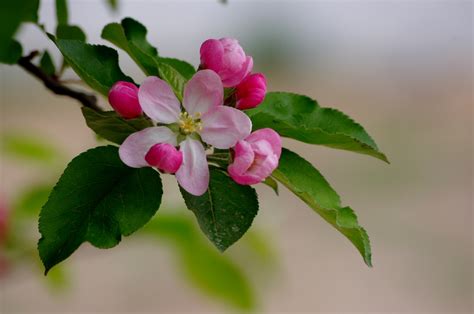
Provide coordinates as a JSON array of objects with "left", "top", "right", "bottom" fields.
[
  {"left": 183, "top": 70, "right": 223, "bottom": 115},
  {"left": 221, "top": 56, "right": 253, "bottom": 87},
  {"left": 228, "top": 140, "right": 254, "bottom": 174},
  {"left": 119, "top": 126, "right": 177, "bottom": 168},
  {"left": 200, "top": 39, "right": 224, "bottom": 70},
  {"left": 175, "top": 138, "right": 209, "bottom": 196},
  {"left": 200, "top": 106, "right": 252, "bottom": 149},
  {"left": 245, "top": 128, "right": 282, "bottom": 158},
  {"left": 138, "top": 76, "right": 181, "bottom": 123}
]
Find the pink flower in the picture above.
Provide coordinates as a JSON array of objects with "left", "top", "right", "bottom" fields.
[
  {"left": 145, "top": 143, "right": 183, "bottom": 174},
  {"left": 228, "top": 128, "right": 282, "bottom": 185},
  {"left": 200, "top": 38, "right": 253, "bottom": 87},
  {"left": 119, "top": 70, "right": 252, "bottom": 196},
  {"left": 108, "top": 81, "right": 143, "bottom": 119},
  {"left": 235, "top": 73, "right": 267, "bottom": 110}
]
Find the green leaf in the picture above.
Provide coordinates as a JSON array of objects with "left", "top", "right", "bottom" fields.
[
  {"left": 55, "top": 0, "right": 68, "bottom": 25},
  {"left": 101, "top": 17, "right": 196, "bottom": 83},
  {"left": 0, "top": 39, "right": 22, "bottom": 65},
  {"left": 262, "top": 176, "right": 279, "bottom": 195},
  {"left": 271, "top": 148, "right": 372, "bottom": 266},
  {"left": 39, "top": 51, "right": 56, "bottom": 76},
  {"left": 56, "top": 25, "right": 86, "bottom": 41},
  {"left": 246, "top": 92, "right": 388, "bottom": 162},
  {"left": 159, "top": 57, "right": 196, "bottom": 80},
  {"left": 1, "top": 133, "right": 60, "bottom": 165},
  {"left": 101, "top": 22, "right": 128, "bottom": 49},
  {"left": 101, "top": 18, "right": 158, "bottom": 75},
  {"left": 105, "top": 0, "right": 118, "bottom": 11},
  {"left": 38, "top": 146, "right": 163, "bottom": 274},
  {"left": 180, "top": 168, "right": 259, "bottom": 251},
  {"left": 13, "top": 184, "right": 52, "bottom": 218},
  {"left": 142, "top": 213, "right": 255, "bottom": 310},
  {"left": 52, "top": 39, "right": 133, "bottom": 95},
  {"left": 157, "top": 61, "right": 187, "bottom": 101},
  {"left": 0, "top": 0, "right": 39, "bottom": 64},
  {"left": 81, "top": 107, "right": 152, "bottom": 144}
]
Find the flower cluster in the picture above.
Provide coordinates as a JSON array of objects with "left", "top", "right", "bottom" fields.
[{"left": 109, "top": 38, "right": 281, "bottom": 196}]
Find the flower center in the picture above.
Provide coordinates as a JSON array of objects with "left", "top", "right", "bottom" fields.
[{"left": 178, "top": 112, "right": 202, "bottom": 135}]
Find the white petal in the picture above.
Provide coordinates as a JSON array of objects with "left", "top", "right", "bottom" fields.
[
  {"left": 138, "top": 76, "right": 181, "bottom": 123},
  {"left": 183, "top": 70, "right": 223, "bottom": 115},
  {"left": 175, "top": 138, "right": 209, "bottom": 196},
  {"left": 119, "top": 127, "right": 177, "bottom": 168},
  {"left": 200, "top": 106, "right": 252, "bottom": 149}
]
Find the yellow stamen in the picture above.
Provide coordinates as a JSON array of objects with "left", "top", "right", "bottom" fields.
[{"left": 179, "top": 112, "right": 202, "bottom": 135}]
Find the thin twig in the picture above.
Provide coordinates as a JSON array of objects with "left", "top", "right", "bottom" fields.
[{"left": 17, "top": 52, "right": 102, "bottom": 112}]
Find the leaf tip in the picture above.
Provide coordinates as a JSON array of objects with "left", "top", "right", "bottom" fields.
[{"left": 379, "top": 153, "right": 390, "bottom": 164}]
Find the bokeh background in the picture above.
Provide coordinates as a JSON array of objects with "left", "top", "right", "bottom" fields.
[{"left": 1, "top": 0, "right": 472, "bottom": 313}]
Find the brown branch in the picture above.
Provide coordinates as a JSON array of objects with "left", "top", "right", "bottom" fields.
[{"left": 17, "top": 52, "right": 102, "bottom": 112}]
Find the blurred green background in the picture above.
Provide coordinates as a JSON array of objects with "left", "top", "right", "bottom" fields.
[{"left": 1, "top": 0, "right": 472, "bottom": 313}]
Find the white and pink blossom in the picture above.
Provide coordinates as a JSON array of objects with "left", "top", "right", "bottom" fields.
[{"left": 119, "top": 70, "right": 252, "bottom": 196}]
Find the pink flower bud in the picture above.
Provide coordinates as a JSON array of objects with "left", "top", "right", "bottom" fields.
[
  {"left": 108, "top": 81, "right": 142, "bottom": 119},
  {"left": 145, "top": 143, "right": 183, "bottom": 174},
  {"left": 200, "top": 38, "right": 253, "bottom": 87},
  {"left": 228, "top": 128, "right": 282, "bottom": 185},
  {"left": 235, "top": 73, "right": 267, "bottom": 110}
]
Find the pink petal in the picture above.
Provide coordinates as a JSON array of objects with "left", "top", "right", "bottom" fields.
[
  {"left": 138, "top": 76, "right": 181, "bottom": 123},
  {"left": 175, "top": 138, "right": 209, "bottom": 196},
  {"left": 221, "top": 56, "right": 254, "bottom": 87},
  {"left": 108, "top": 81, "right": 142, "bottom": 119},
  {"left": 145, "top": 143, "right": 183, "bottom": 174},
  {"left": 246, "top": 128, "right": 282, "bottom": 158},
  {"left": 200, "top": 106, "right": 252, "bottom": 149},
  {"left": 183, "top": 70, "right": 223, "bottom": 115},
  {"left": 200, "top": 39, "right": 224, "bottom": 70},
  {"left": 119, "top": 127, "right": 177, "bottom": 168},
  {"left": 227, "top": 140, "right": 254, "bottom": 175}
]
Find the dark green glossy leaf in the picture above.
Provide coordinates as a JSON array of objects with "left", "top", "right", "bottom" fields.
[
  {"left": 39, "top": 51, "right": 56, "bottom": 76},
  {"left": 81, "top": 107, "right": 152, "bottom": 144},
  {"left": 53, "top": 39, "right": 133, "bottom": 95},
  {"left": 157, "top": 61, "right": 186, "bottom": 101},
  {"left": 38, "top": 146, "right": 163, "bottom": 274},
  {"left": 0, "top": 40, "right": 22, "bottom": 65},
  {"left": 0, "top": 0, "right": 39, "bottom": 64},
  {"left": 56, "top": 25, "right": 86, "bottom": 41},
  {"left": 101, "top": 17, "right": 195, "bottom": 83},
  {"left": 272, "top": 148, "right": 372, "bottom": 266},
  {"left": 142, "top": 213, "right": 255, "bottom": 310},
  {"left": 55, "top": 0, "right": 68, "bottom": 25},
  {"left": 158, "top": 57, "right": 195, "bottom": 80},
  {"left": 101, "top": 18, "right": 158, "bottom": 75},
  {"left": 180, "top": 168, "right": 259, "bottom": 251},
  {"left": 247, "top": 92, "right": 388, "bottom": 162}
]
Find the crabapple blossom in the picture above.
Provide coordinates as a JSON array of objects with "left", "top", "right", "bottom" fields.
[
  {"left": 200, "top": 38, "right": 253, "bottom": 87},
  {"left": 119, "top": 70, "right": 252, "bottom": 196},
  {"left": 235, "top": 73, "right": 267, "bottom": 110},
  {"left": 228, "top": 128, "right": 282, "bottom": 185},
  {"left": 108, "top": 81, "right": 142, "bottom": 119}
]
